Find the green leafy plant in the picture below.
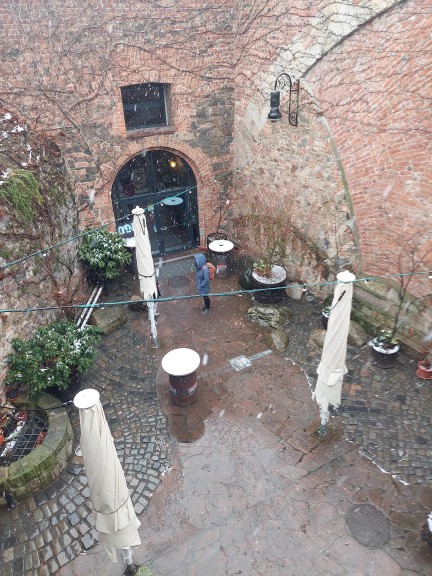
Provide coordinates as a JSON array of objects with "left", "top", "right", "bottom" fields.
[
  {"left": 0, "top": 169, "right": 42, "bottom": 223},
  {"left": 5, "top": 321, "right": 102, "bottom": 399},
  {"left": 78, "top": 228, "right": 131, "bottom": 280},
  {"left": 252, "top": 259, "right": 273, "bottom": 278},
  {"left": 372, "top": 329, "right": 399, "bottom": 350}
]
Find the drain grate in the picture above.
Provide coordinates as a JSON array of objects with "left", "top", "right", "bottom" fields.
[
  {"left": 346, "top": 504, "right": 390, "bottom": 547},
  {"left": 158, "top": 256, "right": 195, "bottom": 281},
  {"left": 0, "top": 411, "right": 48, "bottom": 465},
  {"left": 230, "top": 355, "right": 252, "bottom": 371},
  {"left": 168, "top": 275, "right": 190, "bottom": 288},
  {"left": 230, "top": 350, "right": 273, "bottom": 371}
]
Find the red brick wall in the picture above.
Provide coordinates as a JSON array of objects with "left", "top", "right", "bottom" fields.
[
  {"left": 1, "top": 0, "right": 430, "bottom": 347},
  {"left": 0, "top": 1, "right": 237, "bottom": 240},
  {"left": 306, "top": 1, "right": 432, "bottom": 284}
]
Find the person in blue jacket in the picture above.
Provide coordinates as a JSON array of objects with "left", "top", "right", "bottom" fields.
[{"left": 193, "top": 253, "right": 210, "bottom": 314}]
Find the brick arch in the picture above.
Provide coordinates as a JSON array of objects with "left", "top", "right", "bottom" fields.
[{"left": 89, "top": 135, "right": 221, "bottom": 243}]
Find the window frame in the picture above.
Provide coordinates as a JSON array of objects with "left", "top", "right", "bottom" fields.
[{"left": 121, "top": 82, "right": 170, "bottom": 131}]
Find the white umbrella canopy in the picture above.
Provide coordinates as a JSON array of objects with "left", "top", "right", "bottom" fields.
[
  {"left": 312, "top": 271, "right": 356, "bottom": 433},
  {"left": 74, "top": 389, "right": 141, "bottom": 564},
  {"left": 132, "top": 206, "right": 158, "bottom": 348}
]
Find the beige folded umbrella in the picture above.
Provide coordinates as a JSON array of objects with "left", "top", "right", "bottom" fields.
[
  {"left": 132, "top": 206, "right": 159, "bottom": 348},
  {"left": 312, "top": 271, "right": 356, "bottom": 435},
  {"left": 74, "top": 389, "right": 141, "bottom": 568}
]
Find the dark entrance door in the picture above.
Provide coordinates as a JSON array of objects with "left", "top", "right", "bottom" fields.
[{"left": 112, "top": 150, "right": 199, "bottom": 256}]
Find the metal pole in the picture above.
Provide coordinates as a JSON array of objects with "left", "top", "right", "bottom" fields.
[
  {"left": 319, "top": 409, "right": 329, "bottom": 437},
  {"left": 122, "top": 547, "right": 139, "bottom": 575},
  {"left": 148, "top": 301, "right": 158, "bottom": 348}
]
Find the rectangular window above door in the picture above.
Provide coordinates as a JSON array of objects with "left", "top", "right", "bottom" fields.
[{"left": 121, "top": 83, "right": 169, "bottom": 131}]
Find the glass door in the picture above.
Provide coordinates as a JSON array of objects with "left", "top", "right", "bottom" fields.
[
  {"left": 157, "top": 195, "right": 189, "bottom": 254},
  {"left": 112, "top": 150, "right": 199, "bottom": 256}
]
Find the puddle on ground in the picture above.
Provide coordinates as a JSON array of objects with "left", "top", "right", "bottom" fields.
[{"left": 164, "top": 378, "right": 230, "bottom": 443}]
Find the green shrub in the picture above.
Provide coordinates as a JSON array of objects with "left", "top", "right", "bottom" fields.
[
  {"left": 78, "top": 228, "right": 131, "bottom": 280},
  {"left": 6, "top": 321, "right": 102, "bottom": 399}
]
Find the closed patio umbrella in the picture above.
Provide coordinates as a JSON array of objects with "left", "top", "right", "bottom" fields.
[
  {"left": 132, "top": 206, "right": 159, "bottom": 348},
  {"left": 74, "top": 389, "right": 141, "bottom": 573},
  {"left": 312, "top": 271, "right": 356, "bottom": 436}
]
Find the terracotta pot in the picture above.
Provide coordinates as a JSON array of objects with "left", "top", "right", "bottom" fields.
[{"left": 416, "top": 361, "right": 432, "bottom": 380}]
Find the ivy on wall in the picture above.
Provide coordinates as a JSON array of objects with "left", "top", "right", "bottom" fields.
[{"left": 0, "top": 169, "right": 42, "bottom": 223}]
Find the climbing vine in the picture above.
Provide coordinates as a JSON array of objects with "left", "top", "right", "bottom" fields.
[{"left": 0, "top": 169, "right": 42, "bottom": 223}]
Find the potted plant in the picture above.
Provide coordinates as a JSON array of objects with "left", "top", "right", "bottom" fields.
[
  {"left": 370, "top": 329, "right": 400, "bottom": 369},
  {"left": 416, "top": 350, "right": 432, "bottom": 380},
  {"left": 251, "top": 259, "right": 287, "bottom": 304},
  {"left": 206, "top": 193, "right": 230, "bottom": 248},
  {"left": 5, "top": 321, "right": 102, "bottom": 401},
  {"left": 78, "top": 227, "right": 131, "bottom": 285}
]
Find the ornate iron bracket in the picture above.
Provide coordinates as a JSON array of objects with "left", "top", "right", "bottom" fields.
[{"left": 268, "top": 73, "right": 300, "bottom": 126}]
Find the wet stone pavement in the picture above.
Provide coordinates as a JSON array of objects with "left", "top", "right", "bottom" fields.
[{"left": 1, "top": 256, "right": 432, "bottom": 575}]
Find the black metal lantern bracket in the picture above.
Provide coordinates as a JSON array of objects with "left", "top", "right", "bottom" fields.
[{"left": 268, "top": 73, "right": 300, "bottom": 127}]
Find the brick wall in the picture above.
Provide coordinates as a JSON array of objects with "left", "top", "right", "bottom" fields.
[
  {"left": 233, "top": 0, "right": 431, "bottom": 347},
  {"left": 1, "top": 0, "right": 430, "bottom": 350}
]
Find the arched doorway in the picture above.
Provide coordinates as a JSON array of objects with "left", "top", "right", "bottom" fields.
[{"left": 112, "top": 150, "right": 199, "bottom": 256}]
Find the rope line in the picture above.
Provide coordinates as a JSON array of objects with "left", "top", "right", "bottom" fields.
[{"left": 0, "top": 271, "right": 430, "bottom": 315}]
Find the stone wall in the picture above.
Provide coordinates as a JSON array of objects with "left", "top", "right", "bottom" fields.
[
  {"left": 0, "top": 1, "right": 237, "bottom": 240},
  {"left": 0, "top": 111, "right": 84, "bottom": 391},
  {"left": 0, "top": 394, "right": 73, "bottom": 501}
]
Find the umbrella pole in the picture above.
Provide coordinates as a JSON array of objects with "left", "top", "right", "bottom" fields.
[
  {"left": 148, "top": 302, "right": 159, "bottom": 348},
  {"left": 319, "top": 409, "right": 329, "bottom": 437},
  {"left": 122, "top": 547, "right": 139, "bottom": 575}
]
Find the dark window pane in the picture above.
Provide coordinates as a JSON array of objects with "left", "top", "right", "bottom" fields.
[
  {"left": 150, "top": 151, "right": 188, "bottom": 191},
  {"left": 121, "top": 83, "right": 167, "bottom": 130}
]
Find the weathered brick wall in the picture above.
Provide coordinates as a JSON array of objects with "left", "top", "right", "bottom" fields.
[
  {"left": 233, "top": 0, "right": 431, "bottom": 347},
  {"left": 306, "top": 0, "right": 432, "bottom": 346},
  {"left": 306, "top": 1, "right": 432, "bottom": 279},
  {"left": 1, "top": 0, "right": 430, "bottom": 350},
  {"left": 0, "top": 1, "right": 237, "bottom": 240}
]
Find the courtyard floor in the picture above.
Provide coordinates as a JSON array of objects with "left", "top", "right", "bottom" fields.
[{"left": 1, "top": 254, "right": 432, "bottom": 575}]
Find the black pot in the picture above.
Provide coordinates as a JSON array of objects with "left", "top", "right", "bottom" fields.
[
  {"left": 206, "top": 232, "right": 227, "bottom": 248},
  {"left": 6, "top": 385, "right": 20, "bottom": 400},
  {"left": 45, "top": 371, "right": 81, "bottom": 403},
  {"left": 238, "top": 268, "right": 252, "bottom": 290},
  {"left": 251, "top": 266, "right": 287, "bottom": 304},
  {"left": 321, "top": 313, "right": 329, "bottom": 330},
  {"left": 371, "top": 343, "right": 399, "bottom": 369}
]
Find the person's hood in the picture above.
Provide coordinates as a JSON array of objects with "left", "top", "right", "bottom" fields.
[{"left": 193, "top": 253, "right": 207, "bottom": 269}]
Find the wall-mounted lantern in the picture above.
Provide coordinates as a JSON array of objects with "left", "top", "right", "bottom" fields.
[{"left": 268, "top": 73, "right": 300, "bottom": 127}]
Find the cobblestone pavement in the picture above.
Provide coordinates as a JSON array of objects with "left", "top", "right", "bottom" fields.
[
  {"left": 282, "top": 295, "right": 432, "bottom": 486},
  {"left": 1, "top": 258, "right": 432, "bottom": 575},
  {"left": 0, "top": 279, "right": 171, "bottom": 576}
]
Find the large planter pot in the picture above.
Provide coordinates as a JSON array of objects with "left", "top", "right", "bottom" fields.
[
  {"left": 251, "top": 265, "right": 287, "bottom": 304},
  {"left": 416, "top": 361, "right": 432, "bottom": 380},
  {"left": 371, "top": 341, "right": 400, "bottom": 369},
  {"left": 45, "top": 370, "right": 81, "bottom": 403},
  {"left": 206, "top": 232, "right": 227, "bottom": 248}
]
